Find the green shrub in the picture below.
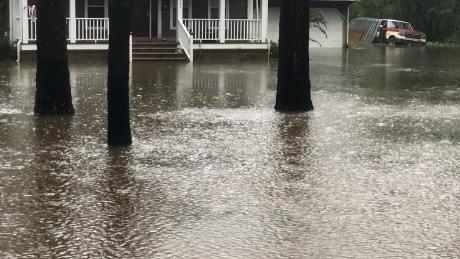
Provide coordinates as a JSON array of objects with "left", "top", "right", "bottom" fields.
[
  {"left": 0, "top": 37, "right": 15, "bottom": 60},
  {"left": 270, "top": 41, "right": 279, "bottom": 59}
]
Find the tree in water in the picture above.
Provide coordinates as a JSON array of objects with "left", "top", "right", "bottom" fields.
[
  {"left": 107, "top": 0, "right": 132, "bottom": 146},
  {"left": 275, "top": 0, "right": 313, "bottom": 112},
  {"left": 35, "top": 1, "right": 74, "bottom": 115}
]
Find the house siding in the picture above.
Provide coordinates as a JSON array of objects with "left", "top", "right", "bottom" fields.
[{"left": 267, "top": 0, "right": 351, "bottom": 48}]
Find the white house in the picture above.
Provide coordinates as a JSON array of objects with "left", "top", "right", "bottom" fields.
[{"left": 7, "top": 0, "right": 355, "bottom": 62}]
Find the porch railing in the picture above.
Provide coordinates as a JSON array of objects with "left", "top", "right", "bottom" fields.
[
  {"left": 28, "top": 18, "right": 37, "bottom": 41},
  {"left": 27, "top": 18, "right": 109, "bottom": 42},
  {"left": 183, "top": 19, "right": 220, "bottom": 41},
  {"left": 75, "top": 18, "right": 109, "bottom": 41},
  {"left": 182, "top": 19, "right": 262, "bottom": 42},
  {"left": 225, "top": 19, "right": 261, "bottom": 41}
]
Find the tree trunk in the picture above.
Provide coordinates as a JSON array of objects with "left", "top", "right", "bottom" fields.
[
  {"left": 275, "top": 0, "right": 313, "bottom": 112},
  {"left": 107, "top": 0, "right": 132, "bottom": 146},
  {"left": 35, "top": 0, "right": 74, "bottom": 115}
]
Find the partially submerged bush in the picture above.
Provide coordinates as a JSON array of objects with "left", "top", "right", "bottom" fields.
[
  {"left": 0, "top": 37, "right": 16, "bottom": 61},
  {"left": 270, "top": 41, "right": 279, "bottom": 59}
]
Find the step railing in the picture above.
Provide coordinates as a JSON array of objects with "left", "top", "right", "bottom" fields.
[
  {"left": 129, "top": 32, "right": 133, "bottom": 63},
  {"left": 177, "top": 20, "right": 194, "bottom": 62},
  {"left": 225, "top": 19, "right": 262, "bottom": 41}
]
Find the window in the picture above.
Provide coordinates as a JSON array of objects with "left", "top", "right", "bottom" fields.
[
  {"left": 394, "top": 22, "right": 413, "bottom": 30},
  {"left": 85, "top": 0, "right": 107, "bottom": 18},
  {"left": 387, "top": 21, "right": 395, "bottom": 29},
  {"left": 171, "top": 0, "right": 192, "bottom": 29}
]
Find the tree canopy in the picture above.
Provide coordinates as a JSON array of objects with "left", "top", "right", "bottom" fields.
[{"left": 351, "top": 0, "right": 460, "bottom": 42}]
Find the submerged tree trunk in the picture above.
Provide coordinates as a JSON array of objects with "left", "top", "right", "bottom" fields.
[
  {"left": 35, "top": 1, "right": 74, "bottom": 115},
  {"left": 107, "top": 0, "right": 132, "bottom": 146},
  {"left": 275, "top": 0, "right": 313, "bottom": 112}
]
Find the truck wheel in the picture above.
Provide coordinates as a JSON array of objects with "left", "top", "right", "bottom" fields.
[{"left": 389, "top": 36, "right": 396, "bottom": 46}]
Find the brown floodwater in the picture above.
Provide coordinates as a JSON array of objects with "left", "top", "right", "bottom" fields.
[{"left": 0, "top": 47, "right": 459, "bottom": 258}]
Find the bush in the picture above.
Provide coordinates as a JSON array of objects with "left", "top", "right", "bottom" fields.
[
  {"left": 0, "top": 37, "right": 15, "bottom": 60},
  {"left": 270, "top": 41, "right": 279, "bottom": 59}
]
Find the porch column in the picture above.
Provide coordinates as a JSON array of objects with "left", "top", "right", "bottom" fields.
[
  {"left": 176, "top": 0, "right": 183, "bottom": 40},
  {"left": 21, "top": 0, "right": 28, "bottom": 44},
  {"left": 345, "top": 5, "right": 350, "bottom": 47},
  {"left": 219, "top": 0, "right": 225, "bottom": 43},
  {"left": 177, "top": 0, "right": 183, "bottom": 23},
  {"left": 247, "top": 0, "right": 253, "bottom": 19},
  {"left": 158, "top": 0, "right": 162, "bottom": 37},
  {"left": 69, "top": 0, "right": 76, "bottom": 43},
  {"left": 260, "top": 0, "right": 268, "bottom": 42},
  {"left": 247, "top": 0, "right": 253, "bottom": 41},
  {"left": 9, "top": 0, "right": 13, "bottom": 41}
]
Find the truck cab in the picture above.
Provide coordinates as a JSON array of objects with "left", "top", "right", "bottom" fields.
[{"left": 377, "top": 19, "right": 427, "bottom": 45}]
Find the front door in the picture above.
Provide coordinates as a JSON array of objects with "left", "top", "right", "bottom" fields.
[{"left": 131, "top": 0, "right": 151, "bottom": 37}]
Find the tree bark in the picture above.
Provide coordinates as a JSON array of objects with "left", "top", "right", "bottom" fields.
[
  {"left": 35, "top": 0, "right": 74, "bottom": 115},
  {"left": 107, "top": 0, "right": 132, "bottom": 146},
  {"left": 275, "top": 0, "right": 313, "bottom": 112}
]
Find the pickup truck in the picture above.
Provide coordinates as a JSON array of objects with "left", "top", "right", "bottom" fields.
[{"left": 376, "top": 19, "right": 427, "bottom": 45}]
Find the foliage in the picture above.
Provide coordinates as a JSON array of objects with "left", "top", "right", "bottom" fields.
[
  {"left": 310, "top": 9, "right": 328, "bottom": 44},
  {"left": 351, "top": 0, "right": 460, "bottom": 43},
  {"left": 270, "top": 10, "right": 327, "bottom": 59},
  {"left": 426, "top": 41, "right": 460, "bottom": 48},
  {"left": 270, "top": 41, "right": 279, "bottom": 59},
  {"left": 0, "top": 37, "right": 15, "bottom": 60}
]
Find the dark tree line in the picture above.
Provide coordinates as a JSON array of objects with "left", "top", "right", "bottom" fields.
[{"left": 351, "top": 0, "right": 460, "bottom": 42}]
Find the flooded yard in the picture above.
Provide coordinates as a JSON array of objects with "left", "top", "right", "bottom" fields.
[{"left": 0, "top": 47, "right": 459, "bottom": 258}]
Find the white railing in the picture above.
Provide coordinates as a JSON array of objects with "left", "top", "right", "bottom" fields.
[
  {"left": 129, "top": 32, "right": 133, "bottom": 63},
  {"left": 177, "top": 20, "right": 194, "bottom": 62},
  {"left": 182, "top": 18, "right": 262, "bottom": 42},
  {"left": 27, "top": 18, "right": 109, "bottom": 42},
  {"left": 75, "top": 18, "right": 109, "bottom": 41},
  {"left": 225, "top": 19, "right": 261, "bottom": 41},
  {"left": 16, "top": 39, "right": 22, "bottom": 63},
  {"left": 28, "top": 18, "right": 37, "bottom": 41},
  {"left": 183, "top": 19, "right": 220, "bottom": 41}
]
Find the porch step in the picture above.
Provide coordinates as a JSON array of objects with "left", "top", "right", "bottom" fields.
[
  {"left": 133, "top": 43, "right": 178, "bottom": 48},
  {"left": 133, "top": 53, "right": 186, "bottom": 58},
  {"left": 132, "top": 37, "right": 189, "bottom": 62},
  {"left": 133, "top": 57, "right": 188, "bottom": 61},
  {"left": 132, "top": 47, "right": 178, "bottom": 53}
]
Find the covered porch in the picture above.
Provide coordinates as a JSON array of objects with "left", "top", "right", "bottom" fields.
[{"left": 20, "top": 0, "right": 269, "bottom": 45}]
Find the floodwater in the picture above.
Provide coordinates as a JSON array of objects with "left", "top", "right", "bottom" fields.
[{"left": 0, "top": 47, "right": 459, "bottom": 258}]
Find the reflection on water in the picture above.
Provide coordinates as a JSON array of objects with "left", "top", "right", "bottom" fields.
[{"left": 0, "top": 47, "right": 459, "bottom": 258}]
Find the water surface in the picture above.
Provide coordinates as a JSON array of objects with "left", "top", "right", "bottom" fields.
[{"left": 0, "top": 47, "right": 459, "bottom": 258}]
